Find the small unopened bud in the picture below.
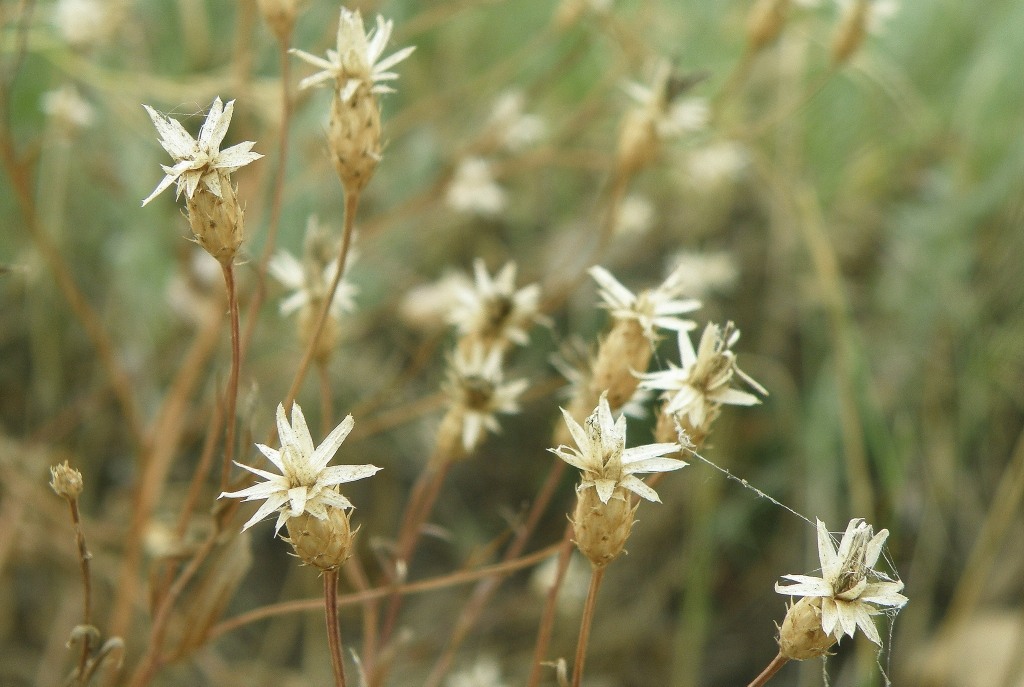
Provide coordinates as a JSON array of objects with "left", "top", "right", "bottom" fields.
[
  {"left": 746, "top": 0, "right": 791, "bottom": 54},
  {"left": 285, "top": 506, "right": 355, "bottom": 572},
  {"left": 258, "top": 0, "right": 301, "bottom": 42},
  {"left": 778, "top": 597, "right": 837, "bottom": 660},
  {"left": 328, "top": 89, "right": 382, "bottom": 196},
  {"left": 830, "top": 0, "right": 869, "bottom": 65},
  {"left": 186, "top": 180, "right": 244, "bottom": 265},
  {"left": 615, "top": 108, "right": 659, "bottom": 178},
  {"left": 50, "top": 461, "right": 84, "bottom": 500},
  {"left": 590, "top": 318, "right": 651, "bottom": 410},
  {"left": 572, "top": 486, "right": 637, "bottom": 569},
  {"left": 298, "top": 300, "right": 340, "bottom": 364}
]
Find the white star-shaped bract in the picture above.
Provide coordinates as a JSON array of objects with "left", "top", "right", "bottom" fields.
[
  {"left": 142, "top": 97, "right": 262, "bottom": 206},
  {"left": 550, "top": 393, "right": 685, "bottom": 504},
  {"left": 589, "top": 264, "right": 701, "bottom": 342},
  {"left": 291, "top": 8, "right": 415, "bottom": 103},
  {"left": 221, "top": 403, "right": 380, "bottom": 535},
  {"left": 776, "top": 518, "right": 908, "bottom": 645},
  {"left": 448, "top": 259, "right": 547, "bottom": 347},
  {"left": 639, "top": 322, "right": 767, "bottom": 429}
]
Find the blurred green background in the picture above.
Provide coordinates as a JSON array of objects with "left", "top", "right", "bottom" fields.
[{"left": 2, "top": 0, "right": 1024, "bottom": 685}]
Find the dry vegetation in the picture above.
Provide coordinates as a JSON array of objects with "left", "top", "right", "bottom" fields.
[{"left": 2, "top": 1, "right": 1024, "bottom": 686}]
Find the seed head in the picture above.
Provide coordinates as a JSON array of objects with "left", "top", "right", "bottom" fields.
[
  {"left": 50, "top": 461, "right": 84, "bottom": 500},
  {"left": 775, "top": 518, "right": 908, "bottom": 646}
]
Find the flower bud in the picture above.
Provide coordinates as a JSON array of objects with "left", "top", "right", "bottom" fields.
[
  {"left": 615, "top": 108, "right": 659, "bottom": 178},
  {"left": 258, "top": 0, "right": 301, "bottom": 42},
  {"left": 590, "top": 318, "right": 651, "bottom": 410},
  {"left": 186, "top": 180, "right": 244, "bottom": 265},
  {"left": 830, "top": 0, "right": 869, "bottom": 65},
  {"left": 572, "top": 486, "right": 637, "bottom": 569},
  {"left": 778, "top": 597, "right": 837, "bottom": 660},
  {"left": 328, "top": 89, "right": 382, "bottom": 196},
  {"left": 50, "top": 461, "right": 84, "bottom": 500},
  {"left": 298, "top": 299, "right": 341, "bottom": 364},
  {"left": 285, "top": 506, "right": 355, "bottom": 572},
  {"left": 746, "top": 0, "right": 791, "bottom": 54}
]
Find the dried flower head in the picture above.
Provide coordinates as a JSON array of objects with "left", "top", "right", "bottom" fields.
[
  {"left": 831, "top": 0, "right": 898, "bottom": 63},
  {"left": 446, "top": 158, "right": 507, "bottom": 217},
  {"left": 269, "top": 218, "right": 358, "bottom": 320},
  {"left": 487, "top": 91, "right": 546, "bottom": 152},
  {"left": 746, "top": 0, "right": 791, "bottom": 53},
  {"left": 617, "top": 60, "right": 709, "bottom": 175},
  {"left": 589, "top": 265, "right": 701, "bottom": 343},
  {"left": 257, "top": 0, "right": 303, "bottom": 42},
  {"left": 142, "top": 98, "right": 261, "bottom": 207},
  {"left": 41, "top": 85, "right": 95, "bottom": 132},
  {"left": 550, "top": 393, "right": 684, "bottom": 504},
  {"left": 50, "top": 461, "right": 84, "bottom": 500},
  {"left": 221, "top": 403, "right": 380, "bottom": 534},
  {"left": 53, "top": 0, "right": 117, "bottom": 47},
  {"left": 400, "top": 271, "right": 473, "bottom": 331},
  {"left": 663, "top": 251, "right": 739, "bottom": 298},
  {"left": 449, "top": 259, "right": 547, "bottom": 350},
  {"left": 446, "top": 656, "right": 509, "bottom": 687},
  {"left": 444, "top": 344, "right": 529, "bottom": 452},
  {"left": 613, "top": 194, "right": 655, "bottom": 238},
  {"left": 291, "top": 8, "right": 414, "bottom": 103},
  {"left": 640, "top": 322, "right": 767, "bottom": 431},
  {"left": 776, "top": 518, "right": 908, "bottom": 646}
]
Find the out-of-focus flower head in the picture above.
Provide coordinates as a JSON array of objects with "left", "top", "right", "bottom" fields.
[
  {"left": 291, "top": 8, "right": 415, "bottom": 102},
  {"left": 446, "top": 158, "right": 507, "bottom": 217},
  {"left": 449, "top": 259, "right": 548, "bottom": 349},
  {"left": 639, "top": 322, "right": 766, "bottom": 430},
  {"left": 589, "top": 264, "right": 701, "bottom": 343}
]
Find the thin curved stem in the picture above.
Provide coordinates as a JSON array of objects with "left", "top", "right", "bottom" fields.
[
  {"left": 423, "top": 460, "right": 567, "bottom": 687},
  {"left": 283, "top": 192, "right": 359, "bottom": 414},
  {"left": 747, "top": 652, "right": 788, "bottom": 687},
  {"left": 571, "top": 566, "right": 605, "bottom": 687},
  {"left": 324, "top": 570, "right": 347, "bottom": 687},
  {"left": 240, "top": 41, "right": 294, "bottom": 368},
  {"left": 208, "top": 543, "right": 561, "bottom": 642},
  {"left": 527, "top": 526, "right": 574, "bottom": 687},
  {"left": 219, "top": 261, "right": 242, "bottom": 493}
]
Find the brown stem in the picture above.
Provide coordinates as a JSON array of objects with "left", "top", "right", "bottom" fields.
[
  {"left": 324, "top": 570, "right": 347, "bottom": 687},
  {"left": 107, "top": 312, "right": 222, "bottom": 638},
  {"left": 283, "top": 192, "right": 359, "bottom": 414},
  {"left": 67, "top": 498, "right": 93, "bottom": 678},
  {"left": 318, "top": 360, "right": 334, "bottom": 437},
  {"left": 527, "top": 526, "right": 574, "bottom": 687},
  {"left": 571, "top": 566, "right": 605, "bottom": 687},
  {"left": 240, "top": 41, "right": 293, "bottom": 369},
  {"left": 342, "top": 556, "right": 379, "bottom": 682},
  {"left": 219, "top": 261, "right": 242, "bottom": 494},
  {"left": 423, "top": 460, "right": 567, "bottom": 687},
  {"left": 208, "top": 543, "right": 561, "bottom": 642},
  {"left": 377, "top": 460, "right": 452, "bottom": 655},
  {"left": 747, "top": 652, "right": 789, "bottom": 687},
  {"left": 127, "top": 534, "right": 219, "bottom": 687}
]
